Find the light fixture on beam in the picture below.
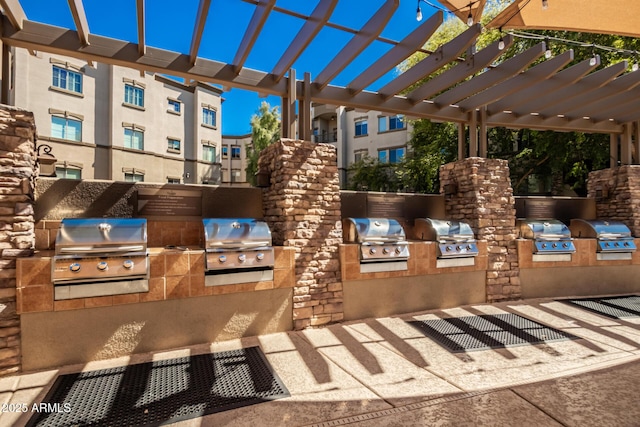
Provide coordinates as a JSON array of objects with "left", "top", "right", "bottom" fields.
[
  {"left": 544, "top": 38, "right": 552, "bottom": 59},
  {"left": 466, "top": 3, "right": 474, "bottom": 26},
  {"left": 542, "top": 0, "right": 548, "bottom": 10},
  {"left": 416, "top": 0, "right": 423, "bottom": 21}
]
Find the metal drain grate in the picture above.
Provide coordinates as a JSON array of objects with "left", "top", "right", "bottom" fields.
[
  {"left": 408, "top": 313, "right": 578, "bottom": 353},
  {"left": 27, "top": 346, "right": 289, "bottom": 427},
  {"left": 562, "top": 295, "right": 640, "bottom": 319}
]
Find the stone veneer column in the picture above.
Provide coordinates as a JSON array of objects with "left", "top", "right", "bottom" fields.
[
  {"left": 587, "top": 166, "right": 640, "bottom": 235},
  {"left": 258, "top": 139, "right": 343, "bottom": 329},
  {"left": 0, "top": 106, "right": 37, "bottom": 375},
  {"left": 439, "top": 158, "right": 520, "bottom": 302}
]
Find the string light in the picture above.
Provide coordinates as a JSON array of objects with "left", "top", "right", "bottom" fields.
[
  {"left": 498, "top": 28, "right": 505, "bottom": 50},
  {"left": 544, "top": 38, "right": 552, "bottom": 58},
  {"left": 633, "top": 51, "right": 639, "bottom": 71},
  {"left": 416, "top": 3, "right": 423, "bottom": 21},
  {"left": 466, "top": 3, "right": 474, "bottom": 26},
  {"left": 542, "top": 0, "right": 548, "bottom": 10}
]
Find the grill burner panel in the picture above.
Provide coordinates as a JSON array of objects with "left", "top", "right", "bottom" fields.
[
  {"left": 414, "top": 218, "right": 479, "bottom": 259},
  {"left": 53, "top": 255, "right": 148, "bottom": 283},
  {"left": 342, "top": 218, "right": 410, "bottom": 263}
]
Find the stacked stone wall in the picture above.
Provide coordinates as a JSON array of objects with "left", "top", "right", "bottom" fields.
[
  {"left": 0, "top": 106, "right": 37, "bottom": 375},
  {"left": 587, "top": 166, "right": 640, "bottom": 236},
  {"left": 259, "top": 139, "right": 343, "bottom": 329},
  {"left": 440, "top": 158, "right": 520, "bottom": 302}
]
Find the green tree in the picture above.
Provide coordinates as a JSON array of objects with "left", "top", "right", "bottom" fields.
[{"left": 245, "top": 101, "right": 281, "bottom": 186}]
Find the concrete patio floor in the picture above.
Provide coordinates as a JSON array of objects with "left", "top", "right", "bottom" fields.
[{"left": 2, "top": 296, "right": 640, "bottom": 426}]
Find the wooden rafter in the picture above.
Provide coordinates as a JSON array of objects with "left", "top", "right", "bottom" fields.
[
  {"left": 136, "top": 0, "right": 145, "bottom": 56},
  {"left": 189, "top": 0, "right": 211, "bottom": 65},
  {"left": 233, "top": 0, "right": 276, "bottom": 74},
  {"left": 67, "top": 0, "right": 90, "bottom": 46}
]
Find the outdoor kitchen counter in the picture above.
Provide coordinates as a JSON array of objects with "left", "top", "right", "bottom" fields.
[
  {"left": 15, "top": 246, "right": 296, "bottom": 315},
  {"left": 518, "top": 238, "right": 640, "bottom": 299},
  {"left": 340, "top": 241, "right": 488, "bottom": 320}
]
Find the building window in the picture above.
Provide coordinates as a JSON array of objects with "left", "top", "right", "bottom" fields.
[
  {"left": 167, "top": 138, "right": 181, "bottom": 152},
  {"left": 355, "top": 119, "right": 368, "bottom": 136},
  {"left": 202, "top": 107, "right": 217, "bottom": 127},
  {"left": 55, "top": 166, "right": 81, "bottom": 179},
  {"left": 389, "top": 115, "right": 405, "bottom": 130},
  {"left": 354, "top": 149, "right": 368, "bottom": 163},
  {"left": 231, "top": 169, "right": 241, "bottom": 182},
  {"left": 231, "top": 146, "right": 241, "bottom": 159},
  {"left": 124, "top": 128, "right": 144, "bottom": 150},
  {"left": 167, "top": 177, "right": 181, "bottom": 184},
  {"left": 203, "top": 145, "right": 216, "bottom": 162},
  {"left": 124, "top": 84, "right": 144, "bottom": 107},
  {"left": 168, "top": 99, "right": 181, "bottom": 114},
  {"left": 378, "top": 147, "right": 405, "bottom": 164},
  {"left": 222, "top": 145, "right": 229, "bottom": 159},
  {"left": 124, "top": 172, "right": 144, "bottom": 182},
  {"left": 378, "top": 116, "right": 387, "bottom": 133},
  {"left": 52, "top": 66, "right": 82, "bottom": 94},
  {"left": 51, "top": 116, "right": 82, "bottom": 141}
]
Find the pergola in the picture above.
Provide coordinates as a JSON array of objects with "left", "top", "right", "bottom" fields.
[{"left": 0, "top": 0, "right": 639, "bottom": 164}]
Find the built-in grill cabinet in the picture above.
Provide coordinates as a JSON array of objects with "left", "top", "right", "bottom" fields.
[
  {"left": 414, "top": 218, "right": 479, "bottom": 267},
  {"left": 570, "top": 219, "right": 636, "bottom": 260},
  {"left": 52, "top": 218, "right": 149, "bottom": 300},
  {"left": 203, "top": 218, "right": 274, "bottom": 286},
  {"left": 517, "top": 219, "right": 576, "bottom": 262},
  {"left": 342, "top": 218, "right": 410, "bottom": 273}
]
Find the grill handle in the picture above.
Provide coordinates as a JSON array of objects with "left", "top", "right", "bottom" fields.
[
  {"left": 58, "top": 245, "right": 145, "bottom": 254},
  {"left": 208, "top": 240, "right": 271, "bottom": 249}
]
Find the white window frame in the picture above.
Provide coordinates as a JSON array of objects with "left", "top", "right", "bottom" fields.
[
  {"left": 52, "top": 65, "right": 83, "bottom": 94},
  {"left": 124, "top": 83, "right": 145, "bottom": 108},
  {"left": 202, "top": 106, "right": 217, "bottom": 128},
  {"left": 50, "top": 113, "right": 83, "bottom": 142}
]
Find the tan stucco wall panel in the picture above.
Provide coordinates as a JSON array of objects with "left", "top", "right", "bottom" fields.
[
  {"left": 520, "top": 265, "right": 640, "bottom": 299},
  {"left": 21, "top": 288, "right": 292, "bottom": 371},
  {"left": 343, "top": 271, "right": 486, "bottom": 321}
]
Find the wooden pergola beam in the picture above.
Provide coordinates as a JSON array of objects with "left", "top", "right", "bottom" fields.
[
  {"left": 67, "top": 0, "right": 90, "bottom": 46},
  {"left": 233, "top": 0, "right": 276, "bottom": 74},
  {"left": 189, "top": 0, "right": 211, "bottom": 65}
]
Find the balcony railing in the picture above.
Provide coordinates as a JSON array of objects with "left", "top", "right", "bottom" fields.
[{"left": 312, "top": 133, "right": 338, "bottom": 143}]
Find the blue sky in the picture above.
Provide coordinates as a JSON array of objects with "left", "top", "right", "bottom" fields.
[{"left": 20, "top": 0, "right": 449, "bottom": 135}]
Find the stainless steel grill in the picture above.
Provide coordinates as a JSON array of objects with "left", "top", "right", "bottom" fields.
[
  {"left": 342, "top": 218, "right": 409, "bottom": 272},
  {"left": 52, "top": 218, "right": 149, "bottom": 300},
  {"left": 570, "top": 219, "right": 636, "bottom": 260},
  {"left": 414, "top": 218, "right": 479, "bottom": 258},
  {"left": 202, "top": 218, "right": 274, "bottom": 286},
  {"left": 517, "top": 219, "right": 576, "bottom": 260}
]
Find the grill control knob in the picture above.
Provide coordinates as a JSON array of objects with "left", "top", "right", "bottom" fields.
[
  {"left": 624, "top": 241, "right": 631, "bottom": 247},
  {"left": 256, "top": 253, "right": 265, "bottom": 261},
  {"left": 238, "top": 254, "right": 247, "bottom": 263},
  {"left": 466, "top": 245, "right": 473, "bottom": 250},
  {"left": 562, "top": 243, "right": 569, "bottom": 248},
  {"left": 614, "top": 242, "right": 620, "bottom": 247},
  {"left": 552, "top": 243, "right": 558, "bottom": 248},
  {"left": 97, "top": 261, "right": 108, "bottom": 271},
  {"left": 69, "top": 263, "right": 81, "bottom": 273},
  {"left": 541, "top": 243, "right": 547, "bottom": 249},
  {"left": 445, "top": 246, "right": 452, "bottom": 252},
  {"left": 382, "top": 248, "right": 390, "bottom": 255},
  {"left": 456, "top": 245, "right": 462, "bottom": 251},
  {"left": 605, "top": 242, "right": 610, "bottom": 247},
  {"left": 218, "top": 255, "right": 227, "bottom": 263},
  {"left": 123, "top": 259, "right": 134, "bottom": 269},
  {"left": 369, "top": 248, "right": 377, "bottom": 255},
  {"left": 395, "top": 247, "right": 403, "bottom": 254}
]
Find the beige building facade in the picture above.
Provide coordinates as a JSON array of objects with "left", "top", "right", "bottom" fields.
[
  {"left": 8, "top": 48, "right": 224, "bottom": 185},
  {"left": 312, "top": 105, "right": 412, "bottom": 185},
  {"left": 220, "top": 134, "right": 251, "bottom": 185}
]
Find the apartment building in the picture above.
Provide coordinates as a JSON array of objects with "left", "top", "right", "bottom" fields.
[
  {"left": 312, "top": 105, "right": 412, "bottom": 185},
  {"left": 8, "top": 48, "right": 223, "bottom": 185},
  {"left": 220, "top": 134, "right": 251, "bottom": 185}
]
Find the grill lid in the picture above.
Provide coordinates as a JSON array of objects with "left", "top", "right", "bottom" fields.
[
  {"left": 342, "top": 218, "right": 407, "bottom": 244},
  {"left": 414, "top": 218, "right": 475, "bottom": 242},
  {"left": 55, "top": 218, "right": 147, "bottom": 256},
  {"left": 203, "top": 218, "right": 272, "bottom": 249},
  {"left": 570, "top": 219, "right": 633, "bottom": 239},
  {"left": 518, "top": 219, "right": 572, "bottom": 240}
]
